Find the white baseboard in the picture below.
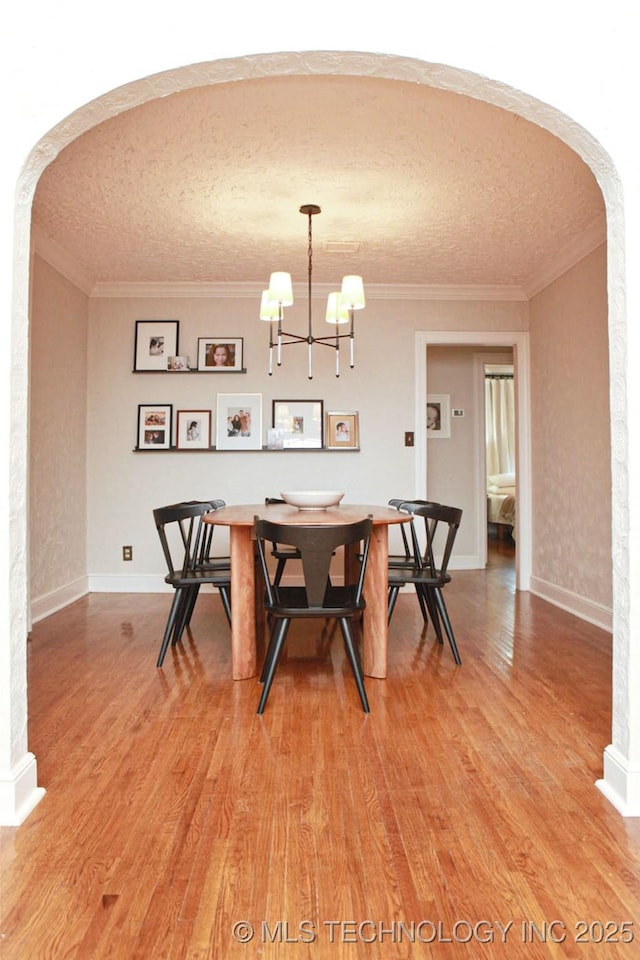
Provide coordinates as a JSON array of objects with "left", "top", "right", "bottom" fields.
[
  {"left": 30, "top": 576, "right": 90, "bottom": 624},
  {"left": 449, "top": 554, "right": 481, "bottom": 570},
  {"left": 596, "top": 744, "right": 640, "bottom": 816},
  {"left": 88, "top": 574, "right": 171, "bottom": 593},
  {"left": 0, "top": 753, "right": 45, "bottom": 826},
  {"left": 529, "top": 575, "right": 612, "bottom": 632},
  {"left": 34, "top": 570, "right": 611, "bottom": 640},
  {"left": 88, "top": 574, "right": 225, "bottom": 593}
]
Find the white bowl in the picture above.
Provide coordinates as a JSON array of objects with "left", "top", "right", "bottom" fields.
[{"left": 280, "top": 490, "right": 344, "bottom": 511}]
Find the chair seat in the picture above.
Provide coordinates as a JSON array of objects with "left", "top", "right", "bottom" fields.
[
  {"left": 165, "top": 565, "right": 232, "bottom": 588},
  {"left": 264, "top": 584, "right": 365, "bottom": 617},
  {"left": 387, "top": 566, "right": 451, "bottom": 587},
  {"left": 387, "top": 554, "right": 418, "bottom": 568}
]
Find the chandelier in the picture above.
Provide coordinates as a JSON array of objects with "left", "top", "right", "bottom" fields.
[{"left": 260, "top": 204, "right": 365, "bottom": 379}]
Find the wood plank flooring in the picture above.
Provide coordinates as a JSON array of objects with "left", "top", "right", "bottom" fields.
[{"left": 2, "top": 543, "right": 640, "bottom": 958}]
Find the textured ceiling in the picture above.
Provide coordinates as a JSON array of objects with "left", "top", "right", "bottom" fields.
[{"left": 32, "top": 74, "right": 605, "bottom": 292}]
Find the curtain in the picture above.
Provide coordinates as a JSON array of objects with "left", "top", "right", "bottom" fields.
[{"left": 485, "top": 375, "right": 515, "bottom": 476}]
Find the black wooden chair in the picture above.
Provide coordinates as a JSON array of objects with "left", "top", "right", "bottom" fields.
[
  {"left": 153, "top": 500, "right": 232, "bottom": 667},
  {"left": 387, "top": 502, "right": 463, "bottom": 665},
  {"left": 254, "top": 516, "right": 373, "bottom": 714},
  {"left": 387, "top": 499, "right": 439, "bottom": 569},
  {"left": 264, "top": 498, "right": 301, "bottom": 585},
  {"left": 191, "top": 498, "right": 231, "bottom": 572}
]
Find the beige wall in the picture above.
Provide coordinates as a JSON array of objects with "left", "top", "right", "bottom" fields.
[
  {"left": 83, "top": 293, "right": 527, "bottom": 590},
  {"left": 29, "top": 245, "right": 610, "bottom": 623},
  {"left": 530, "top": 243, "right": 611, "bottom": 609},
  {"left": 29, "top": 255, "right": 88, "bottom": 613}
]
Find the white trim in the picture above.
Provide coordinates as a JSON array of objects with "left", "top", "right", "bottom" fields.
[
  {"left": 596, "top": 745, "right": 640, "bottom": 817},
  {"left": 30, "top": 576, "right": 89, "bottom": 624},
  {"left": 415, "top": 330, "right": 531, "bottom": 592},
  {"left": 34, "top": 217, "right": 605, "bottom": 306},
  {"left": 0, "top": 753, "right": 45, "bottom": 826},
  {"left": 31, "top": 225, "right": 95, "bottom": 295},
  {"left": 448, "top": 554, "right": 482, "bottom": 571},
  {"left": 529, "top": 575, "right": 612, "bottom": 633},
  {"left": 524, "top": 215, "right": 607, "bottom": 298},
  {"left": 87, "top": 574, "right": 229, "bottom": 593},
  {"left": 88, "top": 281, "right": 530, "bottom": 301},
  {"left": 89, "top": 574, "right": 172, "bottom": 593}
]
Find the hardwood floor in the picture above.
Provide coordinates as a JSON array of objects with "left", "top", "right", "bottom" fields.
[{"left": 2, "top": 545, "right": 640, "bottom": 958}]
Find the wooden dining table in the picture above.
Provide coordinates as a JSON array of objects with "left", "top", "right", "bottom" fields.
[{"left": 203, "top": 502, "right": 410, "bottom": 680}]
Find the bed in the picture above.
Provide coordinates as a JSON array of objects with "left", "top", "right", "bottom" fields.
[{"left": 487, "top": 472, "right": 516, "bottom": 534}]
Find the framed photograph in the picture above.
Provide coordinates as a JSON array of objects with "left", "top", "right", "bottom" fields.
[
  {"left": 426, "top": 394, "right": 451, "bottom": 439},
  {"left": 216, "top": 394, "right": 262, "bottom": 450},
  {"left": 168, "top": 355, "right": 191, "bottom": 372},
  {"left": 197, "top": 337, "right": 244, "bottom": 372},
  {"left": 133, "top": 320, "right": 179, "bottom": 371},
  {"left": 273, "top": 399, "right": 324, "bottom": 449},
  {"left": 176, "top": 409, "right": 212, "bottom": 450},
  {"left": 137, "top": 403, "right": 173, "bottom": 450},
  {"left": 326, "top": 411, "right": 360, "bottom": 449}
]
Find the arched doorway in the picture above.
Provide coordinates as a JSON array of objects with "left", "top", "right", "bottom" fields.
[{"left": 7, "top": 51, "right": 626, "bottom": 823}]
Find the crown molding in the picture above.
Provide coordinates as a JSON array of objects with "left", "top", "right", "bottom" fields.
[
  {"left": 32, "top": 216, "right": 607, "bottom": 304},
  {"left": 31, "top": 225, "right": 96, "bottom": 295},
  {"left": 524, "top": 212, "right": 607, "bottom": 298},
  {"left": 88, "top": 279, "right": 529, "bottom": 301}
]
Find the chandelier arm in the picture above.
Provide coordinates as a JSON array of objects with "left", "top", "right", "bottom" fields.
[{"left": 308, "top": 333, "right": 349, "bottom": 345}]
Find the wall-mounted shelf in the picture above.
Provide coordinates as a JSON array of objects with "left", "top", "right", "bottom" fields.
[
  {"left": 133, "top": 446, "right": 360, "bottom": 453},
  {"left": 132, "top": 369, "right": 248, "bottom": 375}
]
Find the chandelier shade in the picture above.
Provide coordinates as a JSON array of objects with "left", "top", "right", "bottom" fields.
[
  {"left": 267, "top": 271, "right": 294, "bottom": 307},
  {"left": 260, "top": 204, "right": 365, "bottom": 379},
  {"left": 340, "top": 275, "right": 366, "bottom": 311},
  {"left": 259, "top": 290, "right": 280, "bottom": 321},
  {"left": 325, "top": 291, "right": 350, "bottom": 325}
]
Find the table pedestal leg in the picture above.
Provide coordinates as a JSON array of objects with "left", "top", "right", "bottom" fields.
[
  {"left": 229, "top": 526, "right": 257, "bottom": 679},
  {"left": 363, "top": 525, "right": 388, "bottom": 679}
]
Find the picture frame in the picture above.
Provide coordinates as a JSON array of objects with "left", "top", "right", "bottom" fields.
[
  {"left": 137, "top": 403, "right": 173, "bottom": 450},
  {"left": 176, "top": 409, "right": 212, "bottom": 450},
  {"left": 426, "top": 394, "right": 451, "bottom": 439},
  {"left": 216, "top": 394, "right": 262, "bottom": 450},
  {"left": 167, "top": 355, "right": 191, "bottom": 372},
  {"left": 325, "top": 411, "right": 360, "bottom": 449},
  {"left": 273, "top": 399, "right": 324, "bottom": 449},
  {"left": 133, "top": 320, "right": 179, "bottom": 371},
  {"left": 197, "top": 337, "right": 244, "bottom": 372}
]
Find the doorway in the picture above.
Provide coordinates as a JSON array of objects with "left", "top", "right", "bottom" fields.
[{"left": 414, "top": 330, "right": 531, "bottom": 591}]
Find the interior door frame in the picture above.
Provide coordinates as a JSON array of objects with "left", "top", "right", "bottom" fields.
[{"left": 414, "top": 330, "right": 531, "bottom": 591}]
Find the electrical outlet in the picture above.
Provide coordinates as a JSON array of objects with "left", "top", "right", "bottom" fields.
[{"left": 122, "top": 545, "right": 133, "bottom": 561}]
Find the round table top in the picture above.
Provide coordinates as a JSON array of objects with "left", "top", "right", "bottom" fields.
[{"left": 205, "top": 503, "right": 410, "bottom": 527}]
